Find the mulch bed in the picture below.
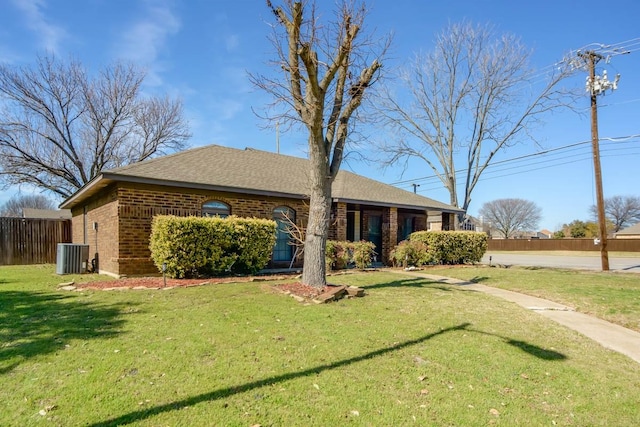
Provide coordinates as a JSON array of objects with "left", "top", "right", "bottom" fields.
[
  {"left": 69, "top": 274, "right": 328, "bottom": 300},
  {"left": 75, "top": 276, "right": 249, "bottom": 290},
  {"left": 273, "top": 281, "right": 328, "bottom": 299}
]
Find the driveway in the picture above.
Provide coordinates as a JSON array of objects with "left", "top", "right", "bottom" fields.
[{"left": 481, "top": 252, "right": 640, "bottom": 273}]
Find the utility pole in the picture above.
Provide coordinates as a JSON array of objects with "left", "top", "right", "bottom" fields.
[
  {"left": 412, "top": 183, "right": 420, "bottom": 194},
  {"left": 577, "top": 50, "right": 620, "bottom": 271}
]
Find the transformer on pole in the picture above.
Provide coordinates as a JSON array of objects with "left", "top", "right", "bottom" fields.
[{"left": 575, "top": 48, "right": 624, "bottom": 271}]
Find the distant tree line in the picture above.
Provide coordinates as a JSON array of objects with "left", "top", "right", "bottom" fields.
[
  {"left": 0, "top": 194, "right": 55, "bottom": 217},
  {"left": 555, "top": 195, "right": 640, "bottom": 238}
]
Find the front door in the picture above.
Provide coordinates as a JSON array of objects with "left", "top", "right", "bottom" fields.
[{"left": 367, "top": 215, "right": 382, "bottom": 262}]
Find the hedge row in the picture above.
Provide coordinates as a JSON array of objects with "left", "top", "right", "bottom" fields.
[
  {"left": 391, "top": 231, "right": 487, "bottom": 266},
  {"left": 325, "top": 240, "right": 376, "bottom": 270},
  {"left": 149, "top": 215, "right": 277, "bottom": 278}
]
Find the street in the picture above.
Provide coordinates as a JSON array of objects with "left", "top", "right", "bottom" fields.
[{"left": 481, "top": 253, "right": 640, "bottom": 273}]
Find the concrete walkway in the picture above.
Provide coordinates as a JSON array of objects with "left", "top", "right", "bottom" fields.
[{"left": 395, "top": 270, "right": 640, "bottom": 364}]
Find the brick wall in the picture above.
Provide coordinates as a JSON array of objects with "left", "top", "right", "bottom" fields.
[
  {"left": 114, "top": 183, "right": 310, "bottom": 276},
  {"left": 72, "top": 181, "right": 440, "bottom": 275},
  {"left": 332, "top": 202, "right": 347, "bottom": 241},
  {"left": 383, "top": 207, "right": 398, "bottom": 262},
  {"left": 70, "top": 187, "right": 119, "bottom": 275},
  {"left": 71, "top": 207, "right": 84, "bottom": 245},
  {"left": 414, "top": 215, "right": 427, "bottom": 231}
]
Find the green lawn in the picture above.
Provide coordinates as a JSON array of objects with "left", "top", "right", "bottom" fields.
[
  {"left": 424, "top": 265, "right": 640, "bottom": 332},
  {"left": 1, "top": 265, "right": 639, "bottom": 426}
]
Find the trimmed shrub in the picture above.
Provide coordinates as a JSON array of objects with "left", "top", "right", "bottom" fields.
[
  {"left": 409, "top": 231, "right": 487, "bottom": 265},
  {"left": 325, "top": 240, "right": 376, "bottom": 271},
  {"left": 325, "top": 240, "right": 351, "bottom": 271},
  {"left": 390, "top": 239, "right": 432, "bottom": 267},
  {"left": 149, "top": 215, "right": 277, "bottom": 278},
  {"left": 351, "top": 241, "right": 376, "bottom": 270}
]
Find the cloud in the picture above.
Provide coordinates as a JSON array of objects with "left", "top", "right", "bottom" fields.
[
  {"left": 213, "top": 98, "right": 243, "bottom": 121},
  {"left": 115, "top": 0, "right": 181, "bottom": 86},
  {"left": 0, "top": 45, "right": 22, "bottom": 64},
  {"left": 11, "top": 0, "right": 67, "bottom": 53},
  {"left": 225, "top": 34, "right": 239, "bottom": 52}
]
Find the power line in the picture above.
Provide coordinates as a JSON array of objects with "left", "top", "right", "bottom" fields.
[
  {"left": 389, "top": 134, "right": 640, "bottom": 187},
  {"left": 410, "top": 146, "right": 638, "bottom": 193},
  {"left": 402, "top": 150, "right": 638, "bottom": 194},
  {"left": 598, "top": 97, "right": 640, "bottom": 108},
  {"left": 390, "top": 136, "right": 639, "bottom": 194}
]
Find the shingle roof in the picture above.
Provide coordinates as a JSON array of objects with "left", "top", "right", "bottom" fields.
[
  {"left": 22, "top": 208, "right": 72, "bottom": 219},
  {"left": 616, "top": 222, "right": 640, "bottom": 235},
  {"left": 61, "top": 144, "right": 461, "bottom": 212}
]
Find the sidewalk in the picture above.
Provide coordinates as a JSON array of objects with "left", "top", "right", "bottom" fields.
[{"left": 395, "top": 270, "right": 640, "bottom": 364}]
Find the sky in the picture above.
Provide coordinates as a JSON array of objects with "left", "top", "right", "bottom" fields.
[{"left": 0, "top": 0, "right": 639, "bottom": 232}]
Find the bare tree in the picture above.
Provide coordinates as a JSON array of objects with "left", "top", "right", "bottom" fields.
[
  {"left": 479, "top": 198, "right": 542, "bottom": 239},
  {"left": 252, "top": 0, "right": 385, "bottom": 288},
  {"left": 590, "top": 195, "right": 640, "bottom": 232},
  {"left": 376, "top": 21, "right": 578, "bottom": 222},
  {"left": 0, "top": 54, "right": 191, "bottom": 199},
  {"left": 0, "top": 194, "right": 56, "bottom": 217},
  {"left": 280, "top": 208, "right": 306, "bottom": 263}
]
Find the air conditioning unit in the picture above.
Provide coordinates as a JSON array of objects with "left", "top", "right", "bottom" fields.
[{"left": 56, "top": 243, "right": 90, "bottom": 274}]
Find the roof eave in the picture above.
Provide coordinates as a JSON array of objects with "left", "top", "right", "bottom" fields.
[
  {"left": 332, "top": 197, "right": 463, "bottom": 213},
  {"left": 59, "top": 174, "right": 110, "bottom": 210},
  {"left": 60, "top": 173, "right": 310, "bottom": 209},
  {"left": 60, "top": 170, "right": 462, "bottom": 214}
]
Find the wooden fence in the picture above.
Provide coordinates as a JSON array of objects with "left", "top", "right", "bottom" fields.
[
  {"left": 487, "top": 238, "right": 640, "bottom": 252},
  {"left": 0, "top": 218, "right": 72, "bottom": 265}
]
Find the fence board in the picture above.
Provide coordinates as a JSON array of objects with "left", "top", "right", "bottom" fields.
[
  {"left": 0, "top": 218, "right": 72, "bottom": 265},
  {"left": 487, "top": 238, "right": 640, "bottom": 252}
]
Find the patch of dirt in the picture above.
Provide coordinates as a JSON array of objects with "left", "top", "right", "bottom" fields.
[
  {"left": 272, "top": 281, "right": 328, "bottom": 299},
  {"left": 75, "top": 274, "right": 301, "bottom": 290},
  {"left": 71, "top": 274, "right": 331, "bottom": 301}
]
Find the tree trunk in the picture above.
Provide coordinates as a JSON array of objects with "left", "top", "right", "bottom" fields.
[
  {"left": 255, "top": 2, "right": 384, "bottom": 288},
  {"left": 301, "top": 144, "right": 333, "bottom": 289}
]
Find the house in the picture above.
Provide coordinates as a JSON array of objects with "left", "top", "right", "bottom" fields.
[
  {"left": 60, "top": 145, "right": 463, "bottom": 277},
  {"left": 458, "top": 215, "right": 480, "bottom": 232},
  {"left": 537, "top": 229, "right": 553, "bottom": 239},
  {"left": 615, "top": 223, "right": 640, "bottom": 239}
]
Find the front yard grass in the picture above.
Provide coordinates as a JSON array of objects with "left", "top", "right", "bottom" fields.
[
  {"left": 1, "top": 265, "right": 639, "bottom": 426},
  {"left": 425, "top": 265, "right": 640, "bottom": 332}
]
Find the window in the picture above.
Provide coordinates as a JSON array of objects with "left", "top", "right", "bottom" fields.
[
  {"left": 399, "top": 216, "right": 414, "bottom": 242},
  {"left": 273, "top": 206, "right": 295, "bottom": 262},
  {"left": 202, "top": 200, "right": 230, "bottom": 218}
]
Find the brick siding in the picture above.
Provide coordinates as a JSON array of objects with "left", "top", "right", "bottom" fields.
[
  {"left": 328, "top": 202, "right": 347, "bottom": 241},
  {"left": 383, "top": 207, "right": 398, "bottom": 262},
  {"left": 74, "top": 183, "right": 311, "bottom": 276},
  {"left": 71, "top": 182, "right": 435, "bottom": 276},
  {"left": 71, "top": 187, "right": 119, "bottom": 274}
]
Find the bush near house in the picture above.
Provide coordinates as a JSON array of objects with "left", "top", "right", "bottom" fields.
[
  {"left": 325, "top": 240, "right": 376, "bottom": 270},
  {"left": 351, "top": 241, "right": 376, "bottom": 269},
  {"left": 325, "top": 240, "right": 351, "bottom": 270},
  {"left": 409, "top": 231, "right": 487, "bottom": 265},
  {"left": 390, "top": 239, "right": 433, "bottom": 267},
  {"left": 149, "top": 215, "right": 277, "bottom": 278}
]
